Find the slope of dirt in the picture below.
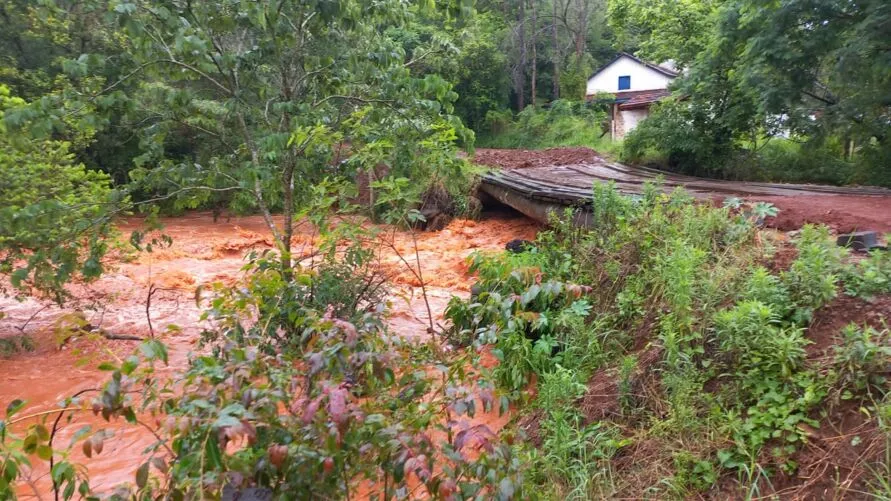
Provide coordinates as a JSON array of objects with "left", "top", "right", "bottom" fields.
[
  {"left": 807, "top": 293, "right": 891, "bottom": 359},
  {"left": 473, "top": 147, "right": 599, "bottom": 170},
  {"left": 755, "top": 195, "right": 891, "bottom": 233}
]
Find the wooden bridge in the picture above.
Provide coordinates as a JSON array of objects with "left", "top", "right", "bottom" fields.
[{"left": 478, "top": 154, "right": 891, "bottom": 225}]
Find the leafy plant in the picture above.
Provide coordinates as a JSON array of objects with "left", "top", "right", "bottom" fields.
[
  {"left": 832, "top": 324, "right": 891, "bottom": 397},
  {"left": 783, "top": 225, "right": 846, "bottom": 323},
  {"left": 843, "top": 246, "right": 891, "bottom": 299}
]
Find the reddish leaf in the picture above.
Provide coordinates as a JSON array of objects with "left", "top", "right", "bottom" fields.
[
  {"left": 268, "top": 444, "right": 288, "bottom": 469},
  {"left": 327, "top": 386, "right": 349, "bottom": 427},
  {"left": 454, "top": 424, "right": 496, "bottom": 453},
  {"left": 302, "top": 395, "right": 323, "bottom": 425},
  {"left": 240, "top": 420, "right": 257, "bottom": 445}
]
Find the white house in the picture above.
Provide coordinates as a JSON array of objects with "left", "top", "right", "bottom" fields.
[{"left": 586, "top": 52, "right": 678, "bottom": 139}]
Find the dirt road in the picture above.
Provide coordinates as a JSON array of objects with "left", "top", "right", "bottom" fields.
[{"left": 474, "top": 147, "right": 891, "bottom": 233}]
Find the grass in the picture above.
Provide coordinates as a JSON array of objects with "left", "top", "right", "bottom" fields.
[
  {"left": 445, "top": 182, "right": 891, "bottom": 498},
  {"left": 475, "top": 100, "right": 623, "bottom": 157},
  {"left": 0, "top": 334, "right": 35, "bottom": 356}
]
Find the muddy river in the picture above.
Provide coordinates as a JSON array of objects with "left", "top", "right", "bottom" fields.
[{"left": 0, "top": 210, "right": 538, "bottom": 497}]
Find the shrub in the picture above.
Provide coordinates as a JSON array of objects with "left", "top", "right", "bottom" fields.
[
  {"left": 843, "top": 246, "right": 891, "bottom": 299},
  {"left": 782, "top": 225, "right": 846, "bottom": 323},
  {"left": 476, "top": 99, "right": 610, "bottom": 150},
  {"left": 1, "top": 252, "right": 525, "bottom": 500},
  {"left": 832, "top": 324, "right": 891, "bottom": 397}
]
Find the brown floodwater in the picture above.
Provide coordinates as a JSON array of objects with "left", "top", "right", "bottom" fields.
[{"left": 0, "top": 209, "right": 538, "bottom": 498}]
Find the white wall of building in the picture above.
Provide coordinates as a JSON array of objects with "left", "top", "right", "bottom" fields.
[
  {"left": 619, "top": 108, "right": 649, "bottom": 136},
  {"left": 586, "top": 55, "right": 674, "bottom": 95}
]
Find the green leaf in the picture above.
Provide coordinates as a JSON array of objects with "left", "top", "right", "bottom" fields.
[
  {"left": 135, "top": 461, "right": 149, "bottom": 488},
  {"left": 205, "top": 437, "right": 223, "bottom": 469},
  {"left": 5, "top": 399, "right": 25, "bottom": 418},
  {"left": 36, "top": 445, "right": 53, "bottom": 461}
]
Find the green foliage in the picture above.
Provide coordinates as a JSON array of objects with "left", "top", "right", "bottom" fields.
[
  {"left": 1, "top": 253, "right": 525, "bottom": 499},
  {"left": 477, "top": 99, "right": 611, "bottom": 149},
  {"left": 670, "top": 451, "right": 718, "bottom": 493},
  {"left": 534, "top": 416, "right": 623, "bottom": 499},
  {"left": 448, "top": 182, "right": 891, "bottom": 495},
  {"left": 619, "top": 0, "right": 891, "bottom": 185},
  {"left": 0, "top": 335, "right": 34, "bottom": 357},
  {"left": 608, "top": 0, "right": 719, "bottom": 68},
  {"left": 10, "top": 0, "right": 476, "bottom": 272},
  {"left": 843, "top": 246, "right": 891, "bottom": 299},
  {"left": 622, "top": 96, "right": 745, "bottom": 178},
  {"left": 0, "top": 85, "right": 120, "bottom": 302},
  {"left": 831, "top": 324, "right": 891, "bottom": 397},
  {"left": 782, "top": 225, "right": 845, "bottom": 323}
]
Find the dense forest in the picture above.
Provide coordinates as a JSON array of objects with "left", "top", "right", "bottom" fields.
[{"left": 1, "top": 0, "right": 890, "bottom": 499}]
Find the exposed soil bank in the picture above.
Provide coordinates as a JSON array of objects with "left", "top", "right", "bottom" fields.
[{"left": 0, "top": 209, "right": 538, "bottom": 496}]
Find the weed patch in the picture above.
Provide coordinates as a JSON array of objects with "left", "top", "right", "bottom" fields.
[{"left": 446, "top": 182, "right": 891, "bottom": 497}]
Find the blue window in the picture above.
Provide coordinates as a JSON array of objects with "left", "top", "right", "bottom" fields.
[{"left": 618, "top": 75, "right": 631, "bottom": 90}]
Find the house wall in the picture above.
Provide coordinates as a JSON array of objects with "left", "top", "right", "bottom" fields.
[
  {"left": 586, "top": 56, "right": 674, "bottom": 95},
  {"left": 613, "top": 107, "right": 650, "bottom": 139},
  {"left": 620, "top": 108, "right": 649, "bottom": 136}
]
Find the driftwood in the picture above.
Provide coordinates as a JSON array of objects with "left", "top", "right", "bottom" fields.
[{"left": 99, "top": 331, "right": 143, "bottom": 341}]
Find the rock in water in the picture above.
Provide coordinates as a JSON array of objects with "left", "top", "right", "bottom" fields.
[
  {"left": 836, "top": 231, "right": 879, "bottom": 252},
  {"left": 505, "top": 239, "right": 535, "bottom": 253}
]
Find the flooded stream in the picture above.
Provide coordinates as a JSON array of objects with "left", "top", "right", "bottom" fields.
[{"left": 0, "top": 209, "right": 538, "bottom": 497}]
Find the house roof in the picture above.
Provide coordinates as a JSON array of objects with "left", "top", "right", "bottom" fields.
[
  {"left": 615, "top": 89, "right": 672, "bottom": 110},
  {"left": 588, "top": 52, "right": 680, "bottom": 80}
]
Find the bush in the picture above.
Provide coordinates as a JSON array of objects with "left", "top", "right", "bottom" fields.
[
  {"left": 754, "top": 139, "right": 854, "bottom": 185},
  {"left": 622, "top": 99, "right": 890, "bottom": 187},
  {"left": 843, "top": 246, "right": 891, "bottom": 299},
  {"left": 0, "top": 85, "right": 120, "bottom": 302},
  {"left": 0, "top": 250, "right": 525, "bottom": 500},
  {"left": 446, "top": 182, "right": 891, "bottom": 495},
  {"left": 476, "top": 99, "right": 610, "bottom": 150}
]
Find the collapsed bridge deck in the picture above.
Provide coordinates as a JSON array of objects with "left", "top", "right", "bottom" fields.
[{"left": 477, "top": 151, "right": 891, "bottom": 226}]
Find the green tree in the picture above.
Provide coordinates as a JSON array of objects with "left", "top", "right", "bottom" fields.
[
  {"left": 0, "top": 0, "right": 142, "bottom": 183},
  {"left": 97, "top": 0, "right": 472, "bottom": 275},
  {"left": 0, "top": 85, "right": 118, "bottom": 303},
  {"left": 623, "top": 0, "right": 890, "bottom": 183},
  {"left": 608, "top": 0, "right": 720, "bottom": 69}
]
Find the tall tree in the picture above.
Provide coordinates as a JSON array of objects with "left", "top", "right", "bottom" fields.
[
  {"left": 0, "top": 85, "right": 118, "bottom": 302},
  {"left": 551, "top": 0, "right": 560, "bottom": 99},
  {"left": 530, "top": 0, "right": 537, "bottom": 107},
  {"left": 608, "top": 0, "right": 720, "bottom": 69},
  {"left": 96, "top": 0, "right": 470, "bottom": 275}
]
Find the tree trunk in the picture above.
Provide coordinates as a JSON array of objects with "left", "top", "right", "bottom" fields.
[
  {"left": 531, "top": 0, "right": 537, "bottom": 107},
  {"left": 281, "top": 162, "right": 295, "bottom": 277},
  {"left": 517, "top": 0, "right": 527, "bottom": 110},
  {"left": 552, "top": 0, "right": 560, "bottom": 99}
]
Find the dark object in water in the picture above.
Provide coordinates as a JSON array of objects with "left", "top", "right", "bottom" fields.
[
  {"left": 836, "top": 231, "right": 879, "bottom": 252},
  {"left": 470, "top": 283, "right": 483, "bottom": 301},
  {"left": 505, "top": 239, "right": 535, "bottom": 253}
]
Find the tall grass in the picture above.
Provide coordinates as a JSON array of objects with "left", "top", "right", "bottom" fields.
[
  {"left": 446, "top": 182, "right": 891, "bottom": 497},
  {"left": 476, "top": 99, "right": 621, "bottom": 155}
]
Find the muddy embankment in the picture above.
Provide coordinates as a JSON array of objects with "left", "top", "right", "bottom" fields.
[{"left": 0, "top": 210, "right": 538, "bottom": 496}]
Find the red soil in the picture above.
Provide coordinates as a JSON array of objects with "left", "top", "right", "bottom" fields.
[
  {"left": 755, "top": 194, "right": 891, "bottom": 234},
  {"left": 473, "top": 147, "right": 601, "bottom": 170}
]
